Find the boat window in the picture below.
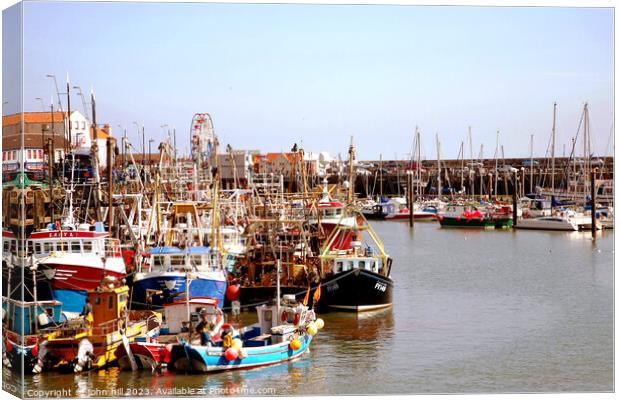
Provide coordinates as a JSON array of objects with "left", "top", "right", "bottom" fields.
[
  {"left": 71, "top": 241, "right": 81, "bottom": 253},
  {"left": 108, "top": 296, "right": 114, "bottom": 309},
  {"left": 152, "top": 256, "right": 165, "bottom": 270},
  {"left": 83, "top": 241, "right": 92, "bottom": 252},
  {"left": 335, "top": 261, "right": 343, "bottom": 273},
  {"left": 118, "top": 293, "right": 127, "bottom": 304},
  {"left": 3, "top": 241, "right": 9, "bottom": 252},
  {"left": 170, "top": 255, "right": 185, "bottom": 267},
  {"left": 347, "top": 261, "right": 354, "bottom": 270},
  {"left": 190, "top": 255, "right": 202, "bottom": 266},
  {"left": 358, "top": 260, "right": 365, "bottom": 270},
  {"left": 94, "top": 297, "right": 101, "bottom": 305}
]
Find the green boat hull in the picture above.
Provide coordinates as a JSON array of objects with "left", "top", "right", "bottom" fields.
[{"left": 439, "top": 217, "right": 495, "bottom": 228}]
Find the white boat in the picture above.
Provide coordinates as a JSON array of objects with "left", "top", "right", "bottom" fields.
[{"left": 516, "top": 210, "right": 579, "bottom": 231}]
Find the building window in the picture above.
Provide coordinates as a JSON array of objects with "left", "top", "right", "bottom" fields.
[
  {"left": 2, "top": 152, "right": 5, "bottom": 161},
  {"left": 82, "top": 121, "right": 85, "bottom": 129}
]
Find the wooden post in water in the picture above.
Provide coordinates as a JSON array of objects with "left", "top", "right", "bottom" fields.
[
  {"left": 512, "top": 176, "right": 518, "bottom": 228},
  {"left": 591, "top": 169, "right": 596, "bottom": 238}
]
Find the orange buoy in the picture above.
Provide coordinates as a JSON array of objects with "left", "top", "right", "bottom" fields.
[{"left": 289, "top": 339, "right": 301, "bottom": 350}]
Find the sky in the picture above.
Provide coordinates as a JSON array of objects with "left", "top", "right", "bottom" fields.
[{"left": 2, "top": 2, "right": 615, "bottom": 160}]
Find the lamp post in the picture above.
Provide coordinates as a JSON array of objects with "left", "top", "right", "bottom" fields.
[
  {"left": 72, "top": 86, "right": 90, "bottom": 121},
  {"left": 45, "top": 74, "right": 63, "bottom": 111}
]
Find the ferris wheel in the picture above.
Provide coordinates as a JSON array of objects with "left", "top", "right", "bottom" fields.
[{"left": 190, "top": 113, "right": 217, "bottom": 167}]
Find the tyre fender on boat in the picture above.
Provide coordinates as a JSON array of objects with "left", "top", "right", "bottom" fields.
[{"left": 74, "top": 338, "right": 94, "bottom": 373}]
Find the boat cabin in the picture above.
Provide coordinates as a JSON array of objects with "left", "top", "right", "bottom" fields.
[
  {"left": 147, "top": 246, "right": 222, "bottom": 273},
  {"left": 161, "top": 297, "right": 220, "bottom": 334},
  {"left": 2, "top": 298, "right": 63, "bottom": 336},
  {"left": 28, "top": 223, "right": 120, "bottom": 258},
  {"left": 332, "top": 256, "right": 382, "bottom": 275},
  {"left": 88, "top": 285, "right": 129, "bottom": 333}
]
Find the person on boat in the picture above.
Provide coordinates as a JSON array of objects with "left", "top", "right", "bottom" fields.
[
  {"left": 195, "top": 308, "right": 215, "bottom": 346},
  {"left": 80, "top": 298, "right": 94, "bottom": 327}
]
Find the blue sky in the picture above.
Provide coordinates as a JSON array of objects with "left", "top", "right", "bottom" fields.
[{"left": 4, "top": 2, "right": 615, "bottom": 159}]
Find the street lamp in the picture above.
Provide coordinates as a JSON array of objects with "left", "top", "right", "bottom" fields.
[
  {"left": 46, "top": 74, "right": 63, "bottom": 111},
  {"left": 72, "top": 86, "right": 90, "bottom": 120}
]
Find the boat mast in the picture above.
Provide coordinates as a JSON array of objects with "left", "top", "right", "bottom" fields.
[
  {"left": 436, "top": 133, "right": 441, "bottom": 201},
  {"left": 494, "top": 130, "right": 499, "bottom": 198},
  {"left": 379, "top": 153, "right": 383, "bottom": 200},
  {"left": 583, "top": 102, "right": 590, "bottom": 203},
  {"left": 416, "top": 127, "right": 421, "bottom": 198},
  {"left": 551, "top": 102, "right": 557, "bottom": 196},
  {"left": 348, "top": 137, "right": 355, "bottom": 204},
  {"left": 459, "top": 141, "right": 464, "bottom": 193},
  {"left": 469, "top": 126, "right": 474, "bottom": 196},
  {"left": 530, "top": 134, "right": 534, "bottom": 194}
]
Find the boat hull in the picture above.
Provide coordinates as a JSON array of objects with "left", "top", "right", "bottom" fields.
[
  {"left": 438, "top": 216, "right": 495, "bottom": 229},
  {"left": 168, "top": 335, "right": 313, "bottom": 373},
  {"left": 39, "top": 258, "right": 126, "bottom": 291},
  {"left": 320, "top": 268, "right": 393, "bottom": 312}
]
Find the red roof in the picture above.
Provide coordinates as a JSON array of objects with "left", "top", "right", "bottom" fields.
[{"left": 3, "top": 112, "right": 67, "bottom": 126}]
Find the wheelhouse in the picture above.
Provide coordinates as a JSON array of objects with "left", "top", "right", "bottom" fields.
[{"left": 332, "top": 256, "right": 382, "bottom": 274}]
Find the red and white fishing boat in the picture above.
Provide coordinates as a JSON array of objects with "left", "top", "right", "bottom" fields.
[{"left": 29, "top": 222, "right": 126, "bottom": 292}]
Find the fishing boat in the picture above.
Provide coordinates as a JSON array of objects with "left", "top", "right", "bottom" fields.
[
  {"left": 131, "top": 246, "right": 227, "bottom": 308},
  {"left": 3, "top": 297, "right": 64, "bottom": 374},
  {"left": 318, "top": 210, "right": 393, "bottom": 312},
  {"left": 360, "top": 197, "right": 391, "bottom": 220},
  {"left": 167, "top": 294, "right": 321, "bottom": 373},
  {"left": 384, "top": 201, "right": 437, "bottom": 221},
  {"left": 30, "top": 222, "right": 126, "bottom": 312},
  {"left": 437, "top": 204, "right": 495, "bottom": 229},
  {"left": 116, "top": 297, "right": 224, "bottom": 371},
  {"left": 40, "top": 279, "right": 161, "bottom": 372}
]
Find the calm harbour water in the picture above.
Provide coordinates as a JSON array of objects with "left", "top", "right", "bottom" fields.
[{"left": 5, "top": 221, "right": 614, "bottom": 396}]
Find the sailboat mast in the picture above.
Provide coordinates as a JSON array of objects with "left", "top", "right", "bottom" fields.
[
  {"left": 379, "top": 154, "right": 383, "bottom": 199},
  {"left": 530, "top": 134, "right": 534, "bottom": 194},
  {"left": 468, "top": 126, "right": 474, "bottom": 196},
  {"left": 494, "top": 130, "right": 499, "bottom": 198},
  {"left": 551, "top": 102, "right": 557, "bottom": 195},
  {"left": 436, "top": 133, "right": 441, "bottom": 201},
  {"left": 459, "top": 141, "right": 464, "bottom": 193},
  {"left": 416, "top": 127, "right": 421, "bottom": 197}
]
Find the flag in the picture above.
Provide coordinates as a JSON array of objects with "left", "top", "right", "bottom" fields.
[
  {"left": 302, "top": 286, "right": 310, "bottom": 306},
  {"left": 313, "top": 283, "right": 322, "bottom": 302}
]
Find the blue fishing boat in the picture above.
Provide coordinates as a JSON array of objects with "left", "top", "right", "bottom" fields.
[
  {"left": 167, "top": 294, "right": 323, "bottom": 373},
  {"left": 131, "top": 246, "right": 227, "bottom": 308},
  {"left": 2, "top": 297, "right": 64, "bottom": 374}
]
